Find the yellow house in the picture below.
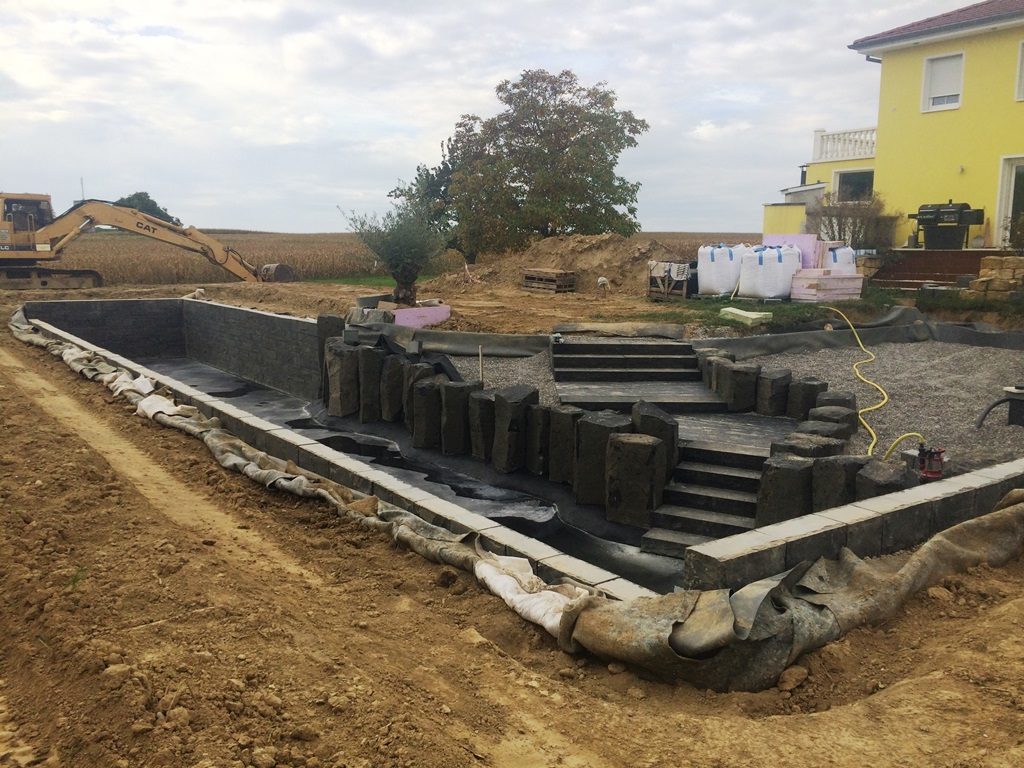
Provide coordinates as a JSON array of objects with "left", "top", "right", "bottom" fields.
[{"left": 764, "top": 0, "right": 1024, "bottom": 248}]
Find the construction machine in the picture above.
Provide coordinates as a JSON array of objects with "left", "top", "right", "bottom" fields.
[{"left": 0, "top": 192, "right": 295, "bottom": 289}]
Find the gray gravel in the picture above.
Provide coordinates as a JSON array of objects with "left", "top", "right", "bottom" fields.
[
  {"left": 448, "top": 350, "right": 559, "bottom": 406},
  {"left": 750, "top": 340, "right": 1024, "bottom": 471}
]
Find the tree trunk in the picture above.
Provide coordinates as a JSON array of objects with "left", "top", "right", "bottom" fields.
[{"left": 393, "top": 281, "right": 417, "bottom": 306}]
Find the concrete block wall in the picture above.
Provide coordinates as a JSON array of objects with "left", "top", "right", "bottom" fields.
[
  {"left": 27, "top": 313, "right": 658, "bottom": 602},
  {"left": 682, "top": 457, "right": 1024, "bottom": 590},
  {"left": 24, "top": 299, "right": 185, "bottom": 359},
  {"left": 183, "top": 300, "right": 321, "bottom": 401}
]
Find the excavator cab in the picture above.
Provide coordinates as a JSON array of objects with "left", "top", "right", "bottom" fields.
[{"left": 4, "top": 197, "right": 54, "bottom": 232}]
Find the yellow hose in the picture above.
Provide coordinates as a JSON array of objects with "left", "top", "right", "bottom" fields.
[
  {"left": 823, "top": 307, "right": 927, "bottom": 458},
  {"left": 883, "top": 432, "right": 925, "bottom": 460}
]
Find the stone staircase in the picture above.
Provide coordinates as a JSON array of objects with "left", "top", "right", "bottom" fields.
[
  {"left": 552, "top": 339, "right": 727, "bottom": 414},
  {"left": 640, "top": 440, "right": 769, "bottom": 558}
]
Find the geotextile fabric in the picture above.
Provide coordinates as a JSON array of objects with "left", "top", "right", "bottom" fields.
[{"left": 10, "top": 306, "right": 1024, "bottom": 692}]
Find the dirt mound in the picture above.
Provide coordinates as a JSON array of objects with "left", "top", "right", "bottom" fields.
[{"left": 426, "top": 234, "right": 688, "bottom": 297}]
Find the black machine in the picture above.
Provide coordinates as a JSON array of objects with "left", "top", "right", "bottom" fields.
[{"left": 909, "top": 200, "right": 985, "bottom": 249}]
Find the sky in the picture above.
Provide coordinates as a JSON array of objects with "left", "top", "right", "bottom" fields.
[{"left": 1, "top": 0, "right": 972, "bottom": 233}]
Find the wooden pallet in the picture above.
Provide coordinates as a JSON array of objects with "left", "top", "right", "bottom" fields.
[{"left": 522, "top": 268, "right": 577, "bottom": 292}]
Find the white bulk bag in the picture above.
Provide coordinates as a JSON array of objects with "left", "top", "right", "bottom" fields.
[
  {"left": 824, "top": 246, "right": 858, "bottom": 274},
  {"left": 736, "top": 245, "right": 802, "bottom": 299},
  {"left": 697, "top": 244, "right": 744, "bottom": 295}
]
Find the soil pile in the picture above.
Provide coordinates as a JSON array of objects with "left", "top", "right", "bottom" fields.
[{"left": 426, "top": 234, "right": 689, "bottom": 297}]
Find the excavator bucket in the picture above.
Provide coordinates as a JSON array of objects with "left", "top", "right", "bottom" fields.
[{"left": 259, "top": 263, "right": 297, "bottom": 282}]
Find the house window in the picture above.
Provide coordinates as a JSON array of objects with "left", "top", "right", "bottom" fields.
[
  {"left": 836, "top": 170, "right": 874, "bottom": 202},
  {"left": 923, "top": 53, "right": 963, "bottom": 111}
]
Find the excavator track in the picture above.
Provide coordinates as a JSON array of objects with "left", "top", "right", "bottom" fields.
[{"left": 0, "top": 267, "right": 103, "bottom": 290}]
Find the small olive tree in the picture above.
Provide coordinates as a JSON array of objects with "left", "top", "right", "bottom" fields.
[{"left": 348, "top": 204, "right": 444, "bottom": 305}]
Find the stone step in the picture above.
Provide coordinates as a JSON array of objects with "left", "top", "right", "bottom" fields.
[
  {"left": 664, "top": 482, "right": 758, "bottom": 516},
  {"left": 679, "top": 440, "right": 770, "bottom": 471},
  {"left": 639, "top": 528, "right": 713, "bottom": 559},
  {"left": 673, "top": 461, "right": 762, "bottom": 493},
  {"left": 651, "top": 505, "right": 757, "bottom": 538},
  {"left": 553, "top": 367, "right": 703, "bottom": 382},
  {"left": 560, "top": 395, "right": 729, "bottom": 415},
  {"left": 551, "top": 353, "right": 698, "bottom": 369},
  {"left": 553, "top": 341, "right": 694, "bottom": 355}
]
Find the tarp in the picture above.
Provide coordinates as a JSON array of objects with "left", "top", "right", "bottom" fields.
[{"left": 10, "top": 305, "right": 1024, "bottom": 693}]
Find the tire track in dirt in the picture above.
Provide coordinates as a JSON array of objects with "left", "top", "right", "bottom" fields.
[{"left": 0, "top": 346, "right": 322, "bottom": 588}]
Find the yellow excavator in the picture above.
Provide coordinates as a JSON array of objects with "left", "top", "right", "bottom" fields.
[{"left": 0, "top": 192, "right": 295, "bottom": 289}]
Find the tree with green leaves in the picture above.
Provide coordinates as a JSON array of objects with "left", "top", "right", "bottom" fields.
[
  {"left": 114, "top": 191, "right": 181, "bottom": 226},
  {"left": 392, "top": 69, "right": 648, "bottom": 263},
  {"left": 348, "top": 204, "right": 445, "bottom": 305}
]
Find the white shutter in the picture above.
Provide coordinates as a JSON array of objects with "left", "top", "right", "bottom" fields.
[{"left": 925, "top": 54, "right": 962, "bottom": 109}]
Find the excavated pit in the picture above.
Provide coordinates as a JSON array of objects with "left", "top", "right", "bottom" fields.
[{"left": 22, "top": 298, "right": 677, "bottom": 595}]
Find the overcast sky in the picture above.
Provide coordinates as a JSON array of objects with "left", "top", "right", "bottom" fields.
[{"left": 2, "top": 0, "right": 969, "bottom": 233}]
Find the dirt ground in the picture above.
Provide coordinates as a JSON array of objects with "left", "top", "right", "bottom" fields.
[{"left": 2, "top": 283, "right": 1024, "bottom": 766}]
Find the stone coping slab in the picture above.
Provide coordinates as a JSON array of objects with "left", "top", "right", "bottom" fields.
[{"left": 26, "top": 311, "right": 657, "bottom": 602}]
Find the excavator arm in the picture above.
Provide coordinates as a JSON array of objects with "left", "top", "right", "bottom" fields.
[{"left": 35, "top": 200, "right": 285, "bottom": 282}]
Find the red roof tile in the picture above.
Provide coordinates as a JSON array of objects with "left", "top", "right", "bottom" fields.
[{"left": 851, "top": 0, "right": 1024, "bottom": 50}]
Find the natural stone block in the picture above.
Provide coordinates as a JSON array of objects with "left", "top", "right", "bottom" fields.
[
  {"left": 728, "top": 363, "right": 761, "bottom": 413},
  {"left": 402, "top": 362, "right": 435, "bottom": 432},
  {"left": 756, "top": 455, "right": 814, "bottom": 526},
  {"left": 605, "top": 434, "right": 666, "bottom": 528},
  {"left": 796, "top": 420, "right": 852, "bottom": 440},
  {"left": 548, "top": 405, "right": 584, "bottom": 484},
  {"left": 525, "top": 405, "right": 551, "bottom": 476},
  {"left": 357, "top": 346, "right": 386, "bottom": 423},
  {"left": 808, "top": 406, "right": 859, "bottom": 434},
  {"left": 441, "top": 380, "right": 482, "bottom": 456},
  {"left": 574, "top": 412, "right": 633, "bottom": 506},
  {"left": 812, "top": 455, "right": 871, "bottom": 512},
  {"left": 325, "top": 341, "right": 359, "bottom": 417},
  {"left": 379, "top": 354, "right": 406, "bottom": 422},
  {"left": 411, "top": 380, "right": 442, "bottom": 449},
  {"left": 703, "top": 354, "right": 734, "bottom": 388},
  {"left": 491, "top": 385, "right": 539, "bottom": 473},
  {"left": 855, "top": 460, "right": 906, "bottom": 500},
  {"left": 756, "top": 369, "right": 792, "bottom": 416},
  {"left": 631, "top": 401, "right": 679, "bottom": 481},
  {"left": 816, "top": 390, "right": 858, "bottom": 411},
  {"left": 770, "top": 432, "right": 845, "bottom": 459},
  {"left": 712, "top": 358, "right": 735, "bottom": 398},
  {"left": 787, "top": 377, "right": 828, "bottom": 421},
  {"left": 469, "top": 390, "right": 497, "bottom": 461}
]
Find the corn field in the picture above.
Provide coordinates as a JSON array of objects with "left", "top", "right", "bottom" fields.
[{"left": 55, "top": 231, "right": 464, "bottom": 285}]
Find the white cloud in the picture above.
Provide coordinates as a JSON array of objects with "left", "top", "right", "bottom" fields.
[{"left": 0, "top": 0, "right": 970, "bottom": 232}]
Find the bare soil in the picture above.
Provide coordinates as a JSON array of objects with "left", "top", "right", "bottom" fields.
[{"left": 2, "top": 281, "right": 1024, "bottom": 766}]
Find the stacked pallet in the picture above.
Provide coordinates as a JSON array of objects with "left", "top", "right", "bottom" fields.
[
  {"left": 790, "top": 268, "right": 864, "bottom": 302},
  {"left": 522, "top": 268, "right": 577, "bottom": 292},
  {"left": 961, "top": 255, "right": 1024, "bottom": 300}
]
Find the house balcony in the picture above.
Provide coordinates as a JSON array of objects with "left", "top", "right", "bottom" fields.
[{"left": 811, "top": 127, "right": 876, "bottom": 162}]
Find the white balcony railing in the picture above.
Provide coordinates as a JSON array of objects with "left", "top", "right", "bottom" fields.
[{"left": 811, "top": 127, "right": 877, "bottom": 162}]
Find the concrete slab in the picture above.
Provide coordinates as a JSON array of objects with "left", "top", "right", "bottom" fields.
[
  {"left": 755, "top": 513, "right": 848, "bottom": 568},
  {"left": 681, "top": 530, "right": 787, "bottom": 590},
  {"left": 536, "top": 554, "right": 618, "bottom": 587}
]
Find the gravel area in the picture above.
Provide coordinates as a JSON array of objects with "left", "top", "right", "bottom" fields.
[
  {"left": 749, "top": 340, "right": 1024, "bottom": 471},
  {"left": 448, "top": 349, "right": 560, "bottom": 405}
]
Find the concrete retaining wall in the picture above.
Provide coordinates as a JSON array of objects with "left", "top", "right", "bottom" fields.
[
  {"left": 24, "top": 299, "right": 185, "bottom": 359},
  {"left": 183, "top": 300, "right": 320, "bottom": 401}
]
